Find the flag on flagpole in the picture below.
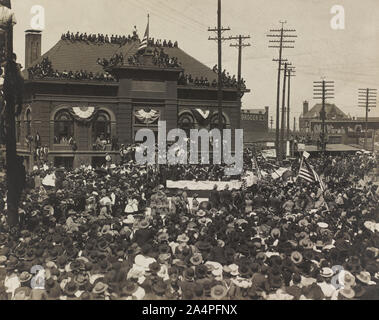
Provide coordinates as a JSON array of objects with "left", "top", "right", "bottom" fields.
[
  {"left": 298, "top": 157, "right": 326, "bottom": 191},
  {"left": 298, "top": 159, "right": 315, "bottom": 183},
  {"left": 138, "top": 14, "right": 149, "bottom": 52}
]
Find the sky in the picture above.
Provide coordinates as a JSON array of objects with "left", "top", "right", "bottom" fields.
[{"left": 10, "top": 0, "right": 379, "bottom": 126}]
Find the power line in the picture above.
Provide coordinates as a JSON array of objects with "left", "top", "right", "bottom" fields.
[{"left": 267, "top": 21, "right": 297, "bottom": 161}]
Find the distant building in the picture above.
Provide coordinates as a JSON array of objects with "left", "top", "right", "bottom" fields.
[
  {"left": 299, "top": 101, "right": 379, "bottom": 146},
  {"left": 299, "top": 100, "right": 350, "bottom": 133},
  {"left": 241, "top": 107, "right": 272, "bottom": 143}
]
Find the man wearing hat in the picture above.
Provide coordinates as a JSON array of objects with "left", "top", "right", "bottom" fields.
[{"left": 209, "top": 185, "right": 220, "bottom": 209}]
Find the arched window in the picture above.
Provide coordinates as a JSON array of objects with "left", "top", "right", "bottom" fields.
[
  {"left": 93, "top": 111, "right": 111, "bottom": 147},
  {"left": 210, "top": 113, "right": 228, "bottom": 130},
  {"left": 54, "top": 110, "right": 74, "bottom": 145},
  {"left": 178, "top": 113, "right": 195, "bottom": 137},
  {"left": 25, "top": 109, "right": 32, "bottom": 137}
]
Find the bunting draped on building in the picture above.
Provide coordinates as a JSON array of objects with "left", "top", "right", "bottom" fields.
[
  {"left": 69, "top": 106, "right": 98, "bottom": 123},
  {"left": 134, "top": 108, "right": 160, "bottom": 124},
  {"left": 192, "top": 108, "right": 211, "bottom": 126}
]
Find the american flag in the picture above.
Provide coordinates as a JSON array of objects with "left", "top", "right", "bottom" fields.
[
  {"left": 138, "top": 15, "right": 149, "bottom": 52},
  {"left": 298, "top": 158, "right": 326, "bottom": 192}
]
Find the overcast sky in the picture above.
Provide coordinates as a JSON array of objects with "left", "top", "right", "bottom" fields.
[{"left": 11, "top": 0, "right": 379, "bottom": 124}]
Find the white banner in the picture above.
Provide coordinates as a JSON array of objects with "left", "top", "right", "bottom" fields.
[
  {"left": 298, "top": 143, "right": 306, "bottom": 151},
  {"left": 167, "top": 180, "right": 242, "bottom": 190},
  {"left": 261, "top": 149, "right": 276, "bottom": 159}
]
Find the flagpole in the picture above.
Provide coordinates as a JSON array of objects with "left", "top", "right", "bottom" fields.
[{"left": 147, "top": 13, "right": 150, "bottom": 45}]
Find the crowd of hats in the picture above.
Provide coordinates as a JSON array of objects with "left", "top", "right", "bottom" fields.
[
  {"left": 165, "top": 164, "right": 238, "bottom": 181},
  {"left": 28, "top": 57, "right": 115, "bottom": 82},
  {"left": 0, "top": 151, "right": 378, "bottom": 300}
]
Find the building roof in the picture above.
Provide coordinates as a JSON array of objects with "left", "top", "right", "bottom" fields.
[
  {"left": 24, "top": 37, "right": 218, "bottom": 82},
  {"left": 305, "top": 144, "right": 361, "bottom": 153},
  {"left": 302, "top": 103, "right": 350, "bottom": 120},
  {"left": 241, "top": 108, "right": 267, "bottom": 114}
]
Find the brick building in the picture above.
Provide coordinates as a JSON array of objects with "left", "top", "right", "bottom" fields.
[
  {"left": 299, "top": 101, "right": 379, "bottom": 146},
  {"left": 12, "top": 30, "right": 245, "bottom": 169},
  {"left": 241, "top": 107, "right": 271, "bottom": 143}
]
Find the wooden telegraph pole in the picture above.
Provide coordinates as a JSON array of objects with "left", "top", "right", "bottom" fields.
[
  {"left": 208, "top": 0, "right": 231, "bottom": 144},
  {"left": 286, "top": 66, "right": 296, "bottom": 141},
  {"left": 230, "top": 34, "right": 251, "bottom": 129},
  {"left": 280, "top": 62, "right": 288, "bottom": 161},
  {"left": 267, "top": 22, "right": 297, "bottom": 162},
  {"left": 358, "top": 88, "right": 377, "bottom": 150},
  {"left": 313, "top": 80, "right": 334, "bottom": 152}
]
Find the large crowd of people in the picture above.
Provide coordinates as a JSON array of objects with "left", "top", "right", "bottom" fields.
[
  {"left": 60, "top": 30, "right": 179, "bottom": 50},
  {"left": 148, "top": 38, "right": 179, "bottom": 49},
  {"left": 61, "top": 30, "right": 139, "bottom": 46},
  {"left": 126, "top": 47, "right": 182, "bottom": 69},
  {"left": 28, "top": 57, "right": 115, "bottom": 82},
  {"left": 0, "top": 149, "right": 378, "bottom": 300},
  {"left": 178, "top": 67, "right": 247, "bottom": 90}
]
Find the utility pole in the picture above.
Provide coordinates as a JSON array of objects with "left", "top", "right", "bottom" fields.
[
  {"left": 286, "top": 66, "right": 296, "bottom": 141},
  {"left": 1, "top": 0, "right": 24, "bottom": 230},
  {"left": 293, "top": 117, "right": 296, "bottom": 133},
  {"left": 267, "top": 21, "right": 297, "bottom": 162},
  {"left": 208, "top": 0, "right": 230, "bottom": 155},
  {"left": 358, "top": 88, "right": 377, "bottom": 150},
  {"left": 229, "top": 35, "right": 251, "bottom": 95},
  {"left": 280, "top": 62, "right": 288, "bottom": 161},
  {"left": 313, "top": 80, "right": 334, "bottom": 152},
  {"left": 279, "top": 62, "right": 293, "bottom": 160},
  {"left": 230, "top": 34, "right": 251, "bottom": 129},
  {"left": 270, "top": 116, "right": 274, "bottom": 130}
]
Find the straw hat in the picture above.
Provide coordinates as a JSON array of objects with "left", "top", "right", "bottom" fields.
[
  {"left": 290, "top": 251, "right": 303, "bottom": 265},
  {"left": 92, "top": 282, "right": 109, "bottom": 295},
  {"left": 320, "top": 267, "right": 334, "bottom": 278},
  {"left": 356, "top": 271, "right": 376, "bottom": 285},
  {"left": 339, "top": 287, "right": 355, "bottom": 299},
  {"left": 210, "top": 285, "right": 228, "bottom": 300}
]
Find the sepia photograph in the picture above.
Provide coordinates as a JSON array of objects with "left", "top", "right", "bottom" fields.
[{"left": 0, "top": 0, "right": 378, "bottom": 307}]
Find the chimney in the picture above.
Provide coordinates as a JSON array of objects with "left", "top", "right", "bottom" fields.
[
  {"left": 25, "top": 29, "right": 42, "bottom": 69},
  {"left": 265, "top": 106, "right": 269, "bottom": 115},
  {"left": 303, "top": 101, "right": 309, "bottom": 116}
]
